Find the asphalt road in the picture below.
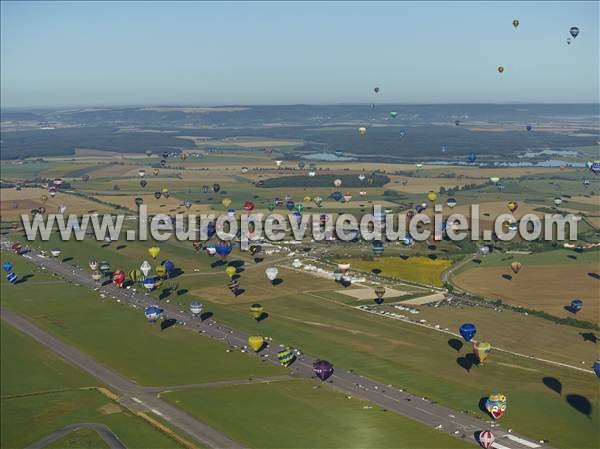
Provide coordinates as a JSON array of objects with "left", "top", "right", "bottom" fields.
[
  {"left": 25, "top": 423, "right": 126, "bottom": 449},
  {"left": 2, "top": 242, "right": 554, "bottom": 449}
]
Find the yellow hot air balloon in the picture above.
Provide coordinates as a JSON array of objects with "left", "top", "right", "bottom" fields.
[
  {"left": 155, "top": 265, "right": 166, "bottom": 277},
  {"left": 358, "top": 127, "right": 367, "bottom": 136},
  {"left": 225, "top": 266, "right": 236, "bottom": 278},
  {"left": 489, "top": 176, "right": 500, "bottom": 183},
  {"left": 473, "top": 341, "right": 492, "bottom": 364},
  {"left": 250, "top": 303, "right": 263, "bottom": 320},
  {"left": 222, "top": 198, "right": 232, "bottom": 208},
  {"left": 427, "top": 191, "right": 438, "bottom": 203},
  {"left": 303, "top": 196, "right": 312, "bottom": 202},
  {"left": 248, "top": 335, "right": 264, "bottom": 352},
  {"left": 148, "top": 246, "right": 160, "bottom": 259}
]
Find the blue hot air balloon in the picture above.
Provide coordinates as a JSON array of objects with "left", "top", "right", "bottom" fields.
[
  {"left": 526, "top": 125, "right": 532, "bottom": 131},
  {"left": 144, "top": 305, "right": 162, "bottom": 322},
  {"left": 335, "top": 150, "right": 343, "bottom": 157},
  {"left": 6, "top": 272, "right": 18, "bottom": 284},
  {"left": 2, "top": 262, "right": 13, "bottom": 273},
  {"left": 594, "top": 360, "right": 600, "bottom": 378},
  {"left": 215, "top": 240, "right": 233, "bottom": 259},
  {"left": 403, "top": 235, "right": 414, "bottom": 246},
  {"left": 570, "top": 299, "right": 583, "bottom": 313},
  {"left": 143, "top": 277, "right": 159, "bottom": 291},
  {"left": 162, "top": 260, "right": 175, "bottom": 276},
  {"left": 372, "top": 240, "right": 385, "bottom": 257},
  {"left": 286, "top": 200, "right": 295, "bottom": 211},
  {"left": 330, "top": 192, "right": 343, "bottom": 202},
  {"left": 206, "top": 222, "right": 216, "bottom": 239},
  {"left": 459, "top": 323, "right": 477, "bottom": 342},
  {"left": 467, "top": 152, "right": 477, "bottom": 164}
]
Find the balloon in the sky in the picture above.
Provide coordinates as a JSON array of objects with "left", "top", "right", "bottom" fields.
[
  {"left": 140, "top": 260, "right": 152, "bottom": 277},
  {"left": 144, "top": 305, "right": 162, "bottom": 323},
  {"left": 50, "top": 248, "right": 61, "bottom": 257},
  {"left": 190, "top": 301, "right": 203, "bottom": 316},
  {"left": 278, "top": 348, "right": 296, "bottom": 367},
  {"left": 202, "top": 185, "right": 209, "bottom": 194},
  {"left": 374, "top": 285, "right": 386, "bottom": 304},
  {"left": 570, "top": 298, "right": 583, "bottom": 313},
  {"left": 160, "top": 159, "right": 167, "bottom": 167},
  {"left": 3, "top": 262, "right": 13, "bottom": 273},
  {"left": 145, "top": 150, "right": 152, "bottom": 157},
  {"left": 507, "top": 201, "right": 519, "bottom": 213},
  {"left": 468, "top": 152, "right": 477, "bottom": 163},
  {"left": 446, "top": 198, "right": 457, "bottom": 209},
  {"left": 112, "top": 270, "right": 126, "bottom": 287},
  {"left": 473, "top": 341, "right": 492, "bottom": 364},
  {"left": 247, "top": 335, "right": 264, "bottom": 352},
  {"left": 455, "top": 120, "right": 460, "bottom": 126},
  {"left": 184, "top": 200, "right": 192, "bottom": 209},
  {"left": 162, "top": 260, "right": 175, "bottom": 277},
  {"left": 225, "top": 266, "right": 236, "bottom": 278},
  {"left": 333, "top": 178, "right": 342, "bottom": 187},
  {"left": 138, "top": 169, "right": 146, "bottom": 178},
  {"left": 510, "top": 261, "right": 522, "bottom": 274},
  {"left": 155, "top": 265, "right": 167, "bottom": 278},
  {"left": 569, "top": 26, "right": 579, "bottom": 38},
  {"left": 479, "top": 430, "right": 495, "bottom": 449},
  {"left": 148, "top": 246, "right": 160, "bottom": 259},
  {"left": 427, "top": 191, "right": 438, "bottom": 203},
  {"left": 459, "top": 323, "right": 477, "bottom": 342},
  {"left": 485, "top": 393, "right": 507, "bottom": 420},
  {"left": 335, "top": 150, "right": 343, "bottom": 158},
  {"left": 41, "top": 194, "right": 48, "bottom": 203},
  {"left": 143, "top": 276, "right": 160, "bottom": 291},
  {"left": 265, "top": 267, "right": 279, "bottom": 282},
  {"left": 6, "top": 272, "right": 18, "bottom": 284},
  {"left": 441, "top": 144, "right": 447, "bottom": 153},
  {"left": 153, "top": 168, "right": 159, "bottom": 176},
  {"left": 567, "top": 37, "right": 572, "bottom": 45},
  {"left": 134, "top": 197, "right": 144, "bottom": 208},
  {"left": 250, "top": 303, "right": 263, "bottom": 320},
  {"left": 286, "top": 199, "right": 295, "bottom": 211},
  {"left": 228, "top": 278, "right": 240, "bottom": 294},
  {"left": 359, "top": 127, "right": 367, "bottom": 136},
  {"left": 497, "top": 66, "right": 504, "bottom": 73},
  {"left": 313, "top": 360, "right": 334, "bottom": 381},
  {"left": 374, "top": 87, "right": 380, "bottom": 93},
  {"left": 512, "top": 19, "right": 519, "bottom": 28}
]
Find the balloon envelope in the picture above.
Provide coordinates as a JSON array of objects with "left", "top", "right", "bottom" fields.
[
  {"left": 313, "top": 360, "right": 334, "bottom": 381},
  {"left": 485, "top": 393, "right": 507, "bottom": 420},
  {"left": 459, "top": 323, "right": 477, "bottom": 342},
  {"left": 248, "top": 335, "right": 264, "bottom": 352},
  {"left": 473, "top": 341, "right": 492, "bottom": 363},
  {"left": 265, "top": 267, "right": 278, "bottom": 281},
  {"left": 278, "top": 348, "right": 296, "bottom": 367}
]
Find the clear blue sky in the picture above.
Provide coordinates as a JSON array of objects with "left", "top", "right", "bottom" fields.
[{"left": 1, "top": 1, "right": 598, "bottom": 107}]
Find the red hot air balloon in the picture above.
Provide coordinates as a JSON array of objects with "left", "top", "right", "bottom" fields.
[{"left": 112, "top": 270, "right": 126, "bottom": 287}]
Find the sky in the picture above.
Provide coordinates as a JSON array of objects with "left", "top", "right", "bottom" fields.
[{"left": 1, "top": 1, "right": 598, "bottom": 108}]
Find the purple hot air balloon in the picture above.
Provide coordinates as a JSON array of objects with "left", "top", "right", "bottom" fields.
[{"left": 313, "top": 360, "right": 334, "bottom": 381}]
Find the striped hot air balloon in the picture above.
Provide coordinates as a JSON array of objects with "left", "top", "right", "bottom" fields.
[
  {"left": 277, "top": 348, "right": 296, "bottom": 367},
  {"left": 6, "top": 272, "right": 18, "bottom": 284},
  {"left": 478, "top": 431, "right": 495, "bottom": 449}
]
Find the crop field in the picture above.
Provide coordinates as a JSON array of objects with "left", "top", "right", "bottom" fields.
[
  {"left": 163, "top": 380, "right": 472, "bottom": 449},
  {"left": 0, "top": 322, "right": 184, "bottom": 449}
]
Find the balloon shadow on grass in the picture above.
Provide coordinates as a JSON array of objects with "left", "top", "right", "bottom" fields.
[
  {"left": 566, "top": 394, "right": 592, "bottom": 418},
  {"left": 456, "top": 354, "right": 479, "bottom": 373},
  {"left": 579, "top": 332, "right": 597, "bottom": 343},
  {"left": 502, "top": 274, "right": 513, "bottom": 281},
  {"left": 211, "top": 260, "right": 227, "bottom": 268},
  {"left": 116, "top": 245, "right": 127, "bottom": 250},
  {"left": 542, "top": 376, "right": 562, "bottom": 395},
  {"left": 228, "top": 260, "right": 245, "bottom": 269},
  {"left": 62, "top": 257, "right": 73, "bottom": 263},
  {"left": 176, "top": 289, "right": 188, "bottom": 296},
  {"left": 257, "top": 312, "right": 269, "bottom": 323},
  {"left": 478, "top": 397, "right": 490, "bottom": 416},
  {"left": 448, "top": 338, "right": 463, "bottom": 352},
  {"left": 160, "top": 318, "right": 177, "bottom": 331},
  {"left": 587, "top": 273, "right": 600, "bottom": 280},
  {"left": 272, "top": 278, "right": 283, "bottom": 286},
  {"left": 200, "top": 311, "right": 213, "bottom": 321}
]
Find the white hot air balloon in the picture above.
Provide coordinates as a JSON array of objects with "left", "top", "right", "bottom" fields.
[
  {"left": 140, "top": 260, "right": 152, "bottom": 277},
  {"left": 265, "top": 267, "right": 279, "bottom": 283},
  {"left": 190, "top": 301, "right": 203, "bottom": 316},
  {"left": 275, "top": 160, "right": 283, "bottom": 168}
]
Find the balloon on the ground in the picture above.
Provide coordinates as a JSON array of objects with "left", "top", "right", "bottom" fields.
[
  {"left": 6, "top": 272, "right": 18, "bottom": 284},
  {"left": 278, "top": 348, "right": 296, "bottom": 367},
  {"left": 112, "top": 270, "right": 126, "bottom": 287},
  {"left": 459, "top": 323, "right": 477, "bottom": 342},
  {"left": 479, "top": 430, "right": 495, "bottom": 449},
  {"left": 144, "top": 305, "right": 162, "bottom": 322},
  {"left": 313, "top": 360, "right": 334, "bottom": 381},
  {"left": 485, "top": 393, "right": 507, "bottom": 420},
  {"left": 250, "top": 303, "right": 263, "bottom": 320},
  {"left": 570, "top": 298, "right": 583, "bottom": 313},
  {"left": 248, "top": 335, "right": 264, "bottom": 352},
  {"left": 190, "top": 301, "right": 203, "bottom": 316},
  {"left": 140, "top": 261, "right": 152, "bottom": 277}
]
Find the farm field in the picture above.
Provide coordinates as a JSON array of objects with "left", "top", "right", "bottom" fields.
[
  {"left": 163, "top": 380, "right": 472, "bottom": 449},
  {"left": 0, "top": 322, "right": 184, "bottom": 449}
]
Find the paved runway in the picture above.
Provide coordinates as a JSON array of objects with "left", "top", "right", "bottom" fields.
[{"left": 2, "top": 242, "right": 553, "bottom": 449}]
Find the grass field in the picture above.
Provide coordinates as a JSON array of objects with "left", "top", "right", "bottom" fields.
[
  {"left": 0, "top": 322, "right": 184, "bottom": 449},
  {"left": 45, "top": 428, "right": 109, "bottom": 449},
  {"left": 164, "top": 380, "right": 471, "bottom": 449},
  {"left": 341, "top": 256, "right": 452, "bottom": 287},
  {"left": 451, "top": 250, "right": 600, "bottom": 322}
]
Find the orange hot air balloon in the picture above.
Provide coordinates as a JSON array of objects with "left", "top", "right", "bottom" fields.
[{"left": 510, "top": 261, "right": 522, "bottom": 274}]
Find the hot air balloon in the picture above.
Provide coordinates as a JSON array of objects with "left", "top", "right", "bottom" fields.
[
  {"left": 313, "top": 360, "right": 334, "bottom": 381},
  {"left": 3, "top": 262, "right": 14, "bottom": 273},
  {"left": 473, "top": 341, "right": 492, "bottom": 364},
  {"left": 162, "top": 152, "right": 169, "bottom": 159},
  {"left": 214, "top": 240, "right": 232, "bottom": 261},
  {"left": 570, "top": 298, "right": 583, "bottom": 313},
  {"left": 489, "top": 177, "right": 500, "bottom": 184},
  {"left": 497, "top": 66, "right": 504, "bottom": 73},
  {"left": 485, "top": 393, "right": 507, "bottom": 420},
  {"left": 148, "top": 246, "right": 160, "bottom": 259},
  {"left": 228, "top": 278, "right": 240, "bottom": 294},
  {"left": 441, "top": 144, "right": 447, "bottom": 153},
  {"left": 243, "top": 201, "right": 255, "bottom": 212},
  {"left": 134, "top": 197, "right": 144, "bottom": 208},
  {"left": 145, "top": 150, "right": 152, "bottom": 157},
  {"left": 333, "top": 178, "right": 342, "bottom": 187},
  {"left": 129, "top": 269, "right": 143, "bottom": 285},
  {"left": 399, "top": 129, "right": 406, "bottom": 137},
  {"left": 479, "top": 430, "right": 495, "bottom": 449},
  {"left": 359, "top": 127, "right": 367, "bottom": 136},
  {"left": 161, "top": 188, "right": 170, "bottom": 199},
  {"left": 427, "top": 191, "right": 438, "bottom": 203},
  {"left": 265, "top": 267, "right": 278, "bottom": 284},
  {"left": 248, "top": 335, "right": 264, "bottom": 352},
  {"left": 590, "top": 161, "right": 600, "bottom": 175},
  {"left": 510, "top": 262, "right": 522, "bottom": 274},
  {"left": 330, "top": 192, "right": 342, "bottom": 202},
  {"left": 192, "top": 240, "right": 202, "bottom": 252},
  {"left": 369, "top": 103, "right": 375, "bottom": 109},
  {"left": 313, "top": 196, "right": 323, "bottom": 207},
  {"left": 372, "top": 240, "right": 384, "bottom": 257},
  {"left": 343, "top": 193, "right": 352, "bottom": 202},
  {"left": 143, "top": 277, "right": 160, "bottom": 291},
  {"left": 567, "top": 37, "right": 572, "bottom": 45},
  {"left": 225, "top": 266, "right": 236, "bottom": 278},
  {"left": 374, "top": 285, "right": 386, "bottom": 304},
  {"left": 507, "top": 201, "right": 519, "bottom": 213},
  {"left": 250, "top": 303, "right": 263, "bottom": 320},
  {"left": 138, "top": 169, "right": 146, "bottom": 178},
  {"left": 155, "top": 265, "right": 166, "bottom": 278},
  {"left": 48, "top": 188, "right": 57, "bottom": 198},
  {"left": 112, "top": 270, "right": 126, "bottom": 287},
  {"left": 446, "top": 198, "right": 457, "bottom": 209},
  {"left": 213, "top": 183, "right": 221, "bottom": 193},
  {"left": 455, "top": 120, "right": 460, "bottom": 126},
  {"left": 162, "top": 260, "right": 175, "bottom": 277},
  {"left": 569, "top": 26, "right": 579, "bottom": 38},
  {"left": 11, "top": 243, "right": 22, "bottom": 254},
  {"left": 160, "top": 159, "right": 167, "bottom": 167},
  {"left": 512, "top": 19, "right": 519, "bottom": 28},
  {"left": 459, "top": 323, "right": 477, "bottom": 342},
  {"left": 184, "top": 200, "right": 192, "bottom": 209},
  {"left": 278, "top": 348, "right": 296, "bottom": 367},
  {"left": 99, "top": 261, "right": 111, "bottom": 274},
  {"left": 6, "top": 272, "right": 18, "bottom": 284},
  {"left": 285, "top": 199, "right": 295, "bottom": 211},
  {"left": 308, "top": 170, "right": 317, "bottom": 177},
  {"left": 594, "top": 360, "right": 600, "bottom": 378},
  {"left": 153, "top": 168, "right": 159, "bottom": 176},
  {"left": 154, "top": 191, "right": 162, "bottom": 200},
  {"left": 390, "top": 111, "right": 398, "bottom": 118},
  {"left": 222, "top": 198, "right": 232, "bottom": 208},
  {"left": 144, "top": 305, "right": 162, "bottom": 322},
  {"left": 202, "top": 185, "right": 209, "bottom": 194},
  {"left": 91, "top": 271, "right": 102, "bottom": 282},
  {"left": 140, "top": 261, "right": 152, "bottom": 277},
  {"left": 526, "top": 125, "right": 532, "bottom": 131},
  {"left": 190, "top": 301, "right": 203, "bottom": 316},
  {"left": 337, "top": 262, "right": 350, "bottom": 275},
  {"left": 468, "top": 152, "right": 477, "bottom": 163},
  {"left": 40, "top": 194, "right": 48, "bottom": 203},
  {"left": 554, "top": 198, "right": 562, "bottom": 206},
  {"left": 50, "top": 248, "right": 61, "bottom": 257}
]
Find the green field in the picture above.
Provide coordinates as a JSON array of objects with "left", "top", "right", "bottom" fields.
[
  {"left": 46, "top": 428, "right": 109, "bottom": 449},
  {"left": 164, "top": 380, "right": 471, "bottom": 449},
  {"left": 340, "top": 256, "right": 452, "bottom": 287},
  {"left": 0, "top": 322, "right": 183, "bottom": 449}
]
